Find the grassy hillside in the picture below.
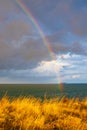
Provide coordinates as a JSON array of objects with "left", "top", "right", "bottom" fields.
[{"left": 0, "top": 96, "right": 87, "bottom": 130}]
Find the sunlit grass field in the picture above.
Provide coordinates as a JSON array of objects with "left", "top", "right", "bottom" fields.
[{"left": 0, "top": 96, "right": 87, "bottom": 130}]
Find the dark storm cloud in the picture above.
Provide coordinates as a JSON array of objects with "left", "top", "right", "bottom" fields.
[
  {"left": 55, "top": 42, "right": 86, "bottom": 55},
  {"left": 0, "top": 0, "right": 17, "bottom": 22},
  {"left": 19, "top": 39, "right": 50, "bottom": 60},
  {"left": 47, "top": 32, "right": 86, "bottom": 55},
  {"left": 23, "top": 0, "right": 87, "bottom": 36},
  {"left": 0, "top": 34, "right": 86, "bottom": 70},
  {"left": 0, "top": 0, "right": 87, "bottom": 71},
  {"left": 0, "top": 20, "right": 34, "bottom": 42},
  {"left": 0, "top": 38, "right": 51, "bottom": 70}
]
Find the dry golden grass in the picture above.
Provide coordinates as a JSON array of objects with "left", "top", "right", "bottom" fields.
[{"left": 0, "top": 96, "right": 87, "bottom": 130}]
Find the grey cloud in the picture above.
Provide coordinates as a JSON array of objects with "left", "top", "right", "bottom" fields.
[
  {"left": 19, "top": 39, "right": 50, "bottom": 61},
  {"left": 0, "top": 0, "right": 17, "bottom": 22},
  {"left": 23, "top": 0, "right": 87, "bottom": 36},
  {"left": 47, "top": 32, "right": 86, "bottom": 54},
  {"left": 0, "top": 20, "right": 33, "bottom": 42},
  {"left": 0, "top": 53, "right": 87, "bottom": 83},
  {"left": 70, "top": 42, "right": 85, "bottom": 54},
  {"left": 0, "top": 0, "right": 87, "bottom": 71},
  {"left": 0, "top": 37, "right": 86, "bottom": 70},
  {"left": 0, "top": 38, "right": 50, "bottom": 70},
  {"left": 68, "top": 11, "right": 87, "bottom": 36}
]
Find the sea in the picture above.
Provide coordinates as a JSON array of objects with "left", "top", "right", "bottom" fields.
[{"left": 0, "top": 84, "right": 87, "bottom": 99}]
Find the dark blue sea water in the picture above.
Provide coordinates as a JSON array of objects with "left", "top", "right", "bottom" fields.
[{"left": 0, "top": 84, "right": 87, "bottom": 99}]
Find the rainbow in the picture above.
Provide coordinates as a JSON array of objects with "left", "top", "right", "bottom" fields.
[{"left": 16, "top": 0, "right": 64, "bottom": 92}]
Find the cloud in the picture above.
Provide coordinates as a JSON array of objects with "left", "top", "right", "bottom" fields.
[
  {"left": 31, "top": 53, "right": 87, "bottom": 82},
  {"left": 0, "top": 0, "right": 86, "bottom": 69},
  {"left": 0, "top": 0, "right": 18, "bottom": 22},
  {"left": 45, "top": 35, "right": 86, "bottom": 55},
  {"left": 23, "top": 0, "right": 87, "bottom": 36},
  {"left": 32, "top": 58, "right": 71, "bottom": 77},
  {"left": 0, "top": 0, "right": 87, "bottom": 83},
  {"left": 0, "top": 0, "right": 51, "bottom": 70},
  {"left": 0, "top": 20, "right": 34, "bottom": 42},
  {"left": 0, "top": 53, "right": 86, "bottom": 83},
  {"left": 72, "top": 75, "right": 80, "bottom": 79},
  {"left": 0, "top": 37, "right": 51, "bottom": 70}
]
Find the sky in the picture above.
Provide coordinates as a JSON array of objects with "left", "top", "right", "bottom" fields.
[{"left": 0, "top": 0, "right": 87, "bottom": 83}]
